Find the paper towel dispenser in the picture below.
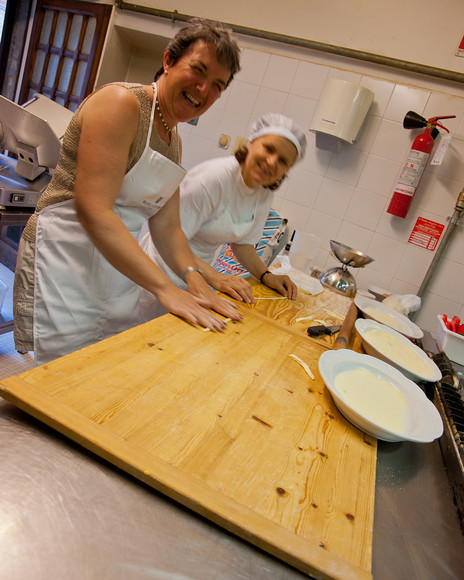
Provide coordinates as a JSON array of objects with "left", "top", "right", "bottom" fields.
[{"left": 310, "top": 79, "right": 374, "bottom": 145}]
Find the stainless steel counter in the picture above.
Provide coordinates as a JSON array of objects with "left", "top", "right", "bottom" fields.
[{"left": 0, "top": 397, "right": 463, "bottom": 579}]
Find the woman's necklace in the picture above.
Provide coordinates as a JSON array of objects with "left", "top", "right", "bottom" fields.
[{"left": 156, "top": 101, "right": 173, "bottom": 135}]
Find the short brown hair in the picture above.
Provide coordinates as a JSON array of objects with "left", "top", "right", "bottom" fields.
[{"left": 154, "top": 18, "right": 241, "bottom": 87}]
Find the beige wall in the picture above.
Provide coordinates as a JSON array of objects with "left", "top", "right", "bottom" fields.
[{"left": 129, "top": 0, "right": 464, "bottom": 74}]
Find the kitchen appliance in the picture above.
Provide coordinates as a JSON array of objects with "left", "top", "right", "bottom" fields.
[
  {"left": 310, "top": 78, "right": 374, "bottom": 146},
  {"left": 0, "top": 93, "right": 73, "bottom": 208},
  {"left": 319, "top": 240, "right": 374, "bottom": 297}
]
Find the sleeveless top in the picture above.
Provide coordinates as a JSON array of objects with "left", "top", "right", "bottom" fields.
[{"left": 22, "top": 82, "right": 181, "bottom": 243}]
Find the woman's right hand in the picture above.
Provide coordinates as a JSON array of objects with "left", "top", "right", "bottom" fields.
[{"left": 156, "top": 283, "right": 235, "bottom": 331}]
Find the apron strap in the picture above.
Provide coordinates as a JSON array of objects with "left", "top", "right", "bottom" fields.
[{"left": 148, "top": 82, "right": 158, "bottom": 148}]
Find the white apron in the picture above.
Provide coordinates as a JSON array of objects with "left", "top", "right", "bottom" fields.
[
  {"left": 138, "top": 192, "right": 259, "bottom": 324},
  {"left": 34, "top": 83, "right": 186, "bottom": 365}
]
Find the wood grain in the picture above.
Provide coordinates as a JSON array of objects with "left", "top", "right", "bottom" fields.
[
  {"left": 241, "top": 282, "right": 354, "bottom": 347},
  {"left": 0, "top": 299, "right": 376, "bottom": 579}
]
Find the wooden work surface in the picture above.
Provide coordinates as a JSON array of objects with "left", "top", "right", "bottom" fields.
[
  {"left": 0, "top": 287, "right": 376, "bottom": 580},
  {"left": 243, "top": 280, "right": 361, "bottom": 349}
]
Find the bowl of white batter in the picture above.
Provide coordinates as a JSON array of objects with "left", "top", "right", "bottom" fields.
[
  {"left": 355, "top": 318, "right": 441, "bottom": 383},
  {"left": 354, "top": 295, "right": 423, "bottom": 339},
  {"left": 318, "top": 349, "right": 443, "bottom": 442}
]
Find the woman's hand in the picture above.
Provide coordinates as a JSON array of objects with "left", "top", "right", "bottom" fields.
[
  {"left": 184, "top": 271, "right": 243, "bottom": 321},
  {"left": 261, "top": 272, "right": 298, "bottom": 300},
  {"left": 156, "top": 282, "right": 239, "bottom": 331},
  {"left": 206, "top": 271, "right": 254, "bottom": 303}
]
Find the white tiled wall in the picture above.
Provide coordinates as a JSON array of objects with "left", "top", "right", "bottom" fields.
[{"left": 178, "top": 46, "right": 464, "bottom": 337}]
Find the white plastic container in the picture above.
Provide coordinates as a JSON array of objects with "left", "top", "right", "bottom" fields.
[
  {"left": 436, "top": 315, "right": 464, "bottom": 365},
  {"left": 288, "top": 230, "right": 321, "bottom": 274}
]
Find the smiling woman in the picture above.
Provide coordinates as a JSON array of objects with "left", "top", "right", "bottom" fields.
[
  {"left": 139, "top": 113, "right": 307, "bottom": 321},
  {"left": 12, "top": 18, "right": 242, "bottom": 366}
]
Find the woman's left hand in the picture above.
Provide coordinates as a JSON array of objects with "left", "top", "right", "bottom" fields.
[
  {"left": 207, "top": 271, "right": 254, "bottom": 303},
  {"left": 262, "top": 272, "right": 298, "bottom": 300},
  {"left": 186, "top": 272, "right": 243, "bottom": 320}
]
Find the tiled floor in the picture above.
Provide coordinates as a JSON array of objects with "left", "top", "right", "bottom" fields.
[{"left": 0, "top": 263, "right": 34, "bottom": 380}]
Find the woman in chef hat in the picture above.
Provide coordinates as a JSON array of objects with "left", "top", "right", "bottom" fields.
[
  {"left": 13, "top": 18, "right": 242, "bottom": 366},
  {"left": 139, "top": 112, "right": 307, "bottom": 322}
]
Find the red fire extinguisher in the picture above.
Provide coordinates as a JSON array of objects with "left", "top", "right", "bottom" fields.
[{"left": 386, "top": 111, "right": 455, "bottom": 218}]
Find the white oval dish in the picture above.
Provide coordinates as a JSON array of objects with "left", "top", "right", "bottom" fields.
[
  {"left": 355, "top": 318, "right": 441, "bottom": 383},
  {"left": 318, "top": 349, "right": 443, "bottom": 443},
  {"left": 354, "top": 295, "right": 423, "bottom": 339}
]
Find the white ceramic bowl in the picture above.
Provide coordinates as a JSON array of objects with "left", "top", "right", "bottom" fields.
[
  {"left": 355, "top": 318, "right": 441, "bottom": 383},
  {"left": 354, "top": 295, "right": 423, "bottom": 339},
  {"left": 318, "top": 349, "right": 443, "bottom": 443}
]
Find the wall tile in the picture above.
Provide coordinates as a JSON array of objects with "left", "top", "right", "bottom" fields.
[
  {"left": 284, "top": 167, "right": 323, "bottom": 207},
  {"left": 369, "top": 118, "right": 412, "bottom": 163},
  {"left": 426, "top": 257, "right": 464, "bottom": 304},
  {"left": 356, "top": 267, "right": 393, "bottom": 292},
  {"left": 325, "top": 147, "right": 368, "bottom": 186},
  {"left": 327, "top": 69, "right": 361, "bottom": 84},
  {"left": 351, "top": 114, "right": 381, "bottom": 153},
  {"left": 387, "top": 278, "right": 417, "bottom": 296},
  {"left": 282, "top": 94, "right": 318, "bottom": 132},
  {"left": 250, "top": 86, "right": 288, "bottom": 121},
  {"left": 299, "top": 132, "right": 333, "bottom": 176},
  {"left": 181, "top": 134, "right": 215, "bottom": 168},
  {"left": 444, "top": 223, "right": 464, "bottom": 265},
  {"left": 223, "top": 80, "right": 260, "bottom": 116},
  {"left": 415, "top": 292, "right": 461, "bottom": 336},
  {"left": 191, "top": 105, "right": 224, "bottom": 139},
  {"left": 278, "top": 199, "right": 312, "bottom": 232},
  {"left": 394, "top": 244, "right": 434, "bottom": 285},
  {"left": 419, "top": 171, "right": 462, "bottom": 218},
  {"left": 367, "top": 232, "right": 408, "bottom": 276},
  {"left": 356, "top": 155, "right": 400, "bottom": 196},
  {"left": 304, "top": 209, "right": 342, "bottom": 252},
  {"left": 344, "top": 188, "right": 386, "bottom": 230},
  {"left": 336, "top": 221, "right": 374, "bottom": 252},
  {"left": 376, "top": 209, "right": 422, "bottom": 243},
  {"left": 384, "top": 84, "right": 430, "bottom": 123},
  {"left": 262, "top": 54, "right": 299, "bottom": 92},
  {"left": 314, "top": 178, "right": 355, "bottom": 218},
  {"left": 218, "top": 111, "right": 250, "bottom": 140},
  {"left": 290, "top": 60, "right": 329, "bottom": 99},
  {"left": 355, "top": 267, "right": 391, "bottom": 293},
  {"left": 235, "top": 49, "right": 270, "bottom": 85}
]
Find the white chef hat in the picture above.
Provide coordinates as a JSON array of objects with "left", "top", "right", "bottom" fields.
[{"left": 248, "top": 113, "right": 307, "bottom": 159}]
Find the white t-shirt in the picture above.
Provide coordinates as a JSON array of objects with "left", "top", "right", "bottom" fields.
[{"left": 140, "top": 155, "right": 274, "bottom": 287}]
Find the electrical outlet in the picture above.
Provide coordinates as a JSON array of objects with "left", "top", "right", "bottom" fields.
[{"left": 218, "top": 134, "right": 230, "bottom": 149}]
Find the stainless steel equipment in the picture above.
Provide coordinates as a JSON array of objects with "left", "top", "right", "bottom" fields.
[
  {"left": 0, "top": 93, "right": 73, "bottom": 208},
  {"left": 319, "top": 240, "right": 374, "bottom": 297}
]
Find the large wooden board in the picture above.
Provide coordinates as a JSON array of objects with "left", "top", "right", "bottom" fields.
[
  {"left": 0, "top": 307, "right": 376, "bottom": 579},
  {"left": 243, "top": 282, "right": 360, "bottom": 349}
]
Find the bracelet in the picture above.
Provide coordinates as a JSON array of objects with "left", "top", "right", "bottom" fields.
[
  {"left": 260, "top": 270, "right": 271, "bottom": 284},
  {"left": 180, "top": 266, "right": 203, "bottom": 282}
]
